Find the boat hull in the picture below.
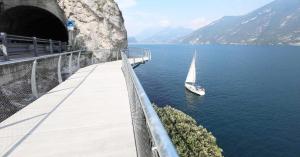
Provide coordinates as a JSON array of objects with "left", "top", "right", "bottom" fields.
[{"left": 185, "top": 83, "right": 205, "bottom": 96}]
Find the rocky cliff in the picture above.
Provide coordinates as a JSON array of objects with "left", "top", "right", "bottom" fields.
[{"left": 57, "top": 0, "right": 127, "bottom": 50}]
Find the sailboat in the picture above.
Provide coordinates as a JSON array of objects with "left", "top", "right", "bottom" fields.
[{"left": 185, "top": 51, "right": 205, "bottom": 96}]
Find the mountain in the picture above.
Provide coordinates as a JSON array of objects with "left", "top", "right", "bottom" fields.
[
  {"left": 137, "top": 27, "right": 192, "bottom": 44},
  {"left": 178, "top": 0, "right": 300, "bottom": 45},
  {"left": 128, "top": 37, "right": 138, "bottom": 43}
]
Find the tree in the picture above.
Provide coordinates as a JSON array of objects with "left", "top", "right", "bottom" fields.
[{"left": 155, "top": 105, "right": 223, "bottom": 157}]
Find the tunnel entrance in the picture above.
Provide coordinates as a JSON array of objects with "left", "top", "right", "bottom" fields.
[{"left": 0, "top": 6, "right": 68, "bottom": 42}]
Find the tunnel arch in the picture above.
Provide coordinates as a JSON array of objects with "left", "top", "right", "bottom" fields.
[{"left": 0, "top": 5, "right": 68, "bottom": 42}]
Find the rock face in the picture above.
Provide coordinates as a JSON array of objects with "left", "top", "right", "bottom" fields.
[
  {"left": 57, "top": 0, "right": 127, "bottom": 50},
  {"left": 179, "top": 0, "right": 300, "bottom": 46}
]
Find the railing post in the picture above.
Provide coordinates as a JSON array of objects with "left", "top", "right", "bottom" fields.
[
  {"left": 152, "top": 147, "right": 159, "bottom": 157},
  {"left": 49, "top": 39, "right": 53, "bottom": 54},
  {"left": 147, "top": 50, "right": 149, "bottom": 60},
  {"left": 33, "top": 37, "right": 38, "bottom": 57},
  {"left": 77, "top": 51, "right": 81, "bottom": 69},
  {"left": 31, "top": 59, "right": 38, "bottom": 98},
  {"left": 1, "top": 32, "right": 9, "bottom": 61},
  {"left": 91, "top": 54, "right": 95, "bottom": 64},
  {"left": 110, "top": 49, "right": 112, "bottom": 61},
  {"left": 91, "top": 55, "right": 93, "bottom": 65},
  {"left": 58, "top": 41, "right": 62, "bottom": 53},
  {"left": 68, "top": 52, "right": 73, "bottom": 75},
  {"left": 117, "top": 49, "right": 119, "bottom": 61},
  {"left": 62, "top": 42, "right": 66, "bottom": 51},
  {"left": 147, "top": 51, "right": 149, "bottom": 60},
  {"left": 57, "top": 55, "right": 63, "bottom": 83}
]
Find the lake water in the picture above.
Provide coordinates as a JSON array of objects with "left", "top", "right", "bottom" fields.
[{"left": 132, "top": 44, "right": 300, "bottom": 157}]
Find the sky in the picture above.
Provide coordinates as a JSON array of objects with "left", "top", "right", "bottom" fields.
[{"left": 115, "top": 0, "right": 275, "bottom": 37}]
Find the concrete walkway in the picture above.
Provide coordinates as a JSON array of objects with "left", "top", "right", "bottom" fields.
[{"left": 0, "top": 61, "right": 137, "bottom": 157}]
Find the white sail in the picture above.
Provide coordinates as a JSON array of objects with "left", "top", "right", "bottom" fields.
[{"left": 185, "top": 53, "right": 196, "bottom": 84}]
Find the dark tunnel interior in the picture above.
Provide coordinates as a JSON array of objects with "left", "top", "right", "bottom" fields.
[{"left": 0, "top": 6, "right": 68, "bottom": 42}]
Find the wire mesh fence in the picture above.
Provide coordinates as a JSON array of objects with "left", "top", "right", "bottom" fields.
[
  {"left": 0, "top": 50, "right": 93, "bottom": 123},
  {"left": 80, "top": 52, "right": 93, "bottom": 68},
  {"left": 121, "top": 50, "right": 179, "bottom": 157},
  {"left": 92, "top": 49, "right": 121, "bottom": 63},
  {"left": 36, "top": 57, "right": 60, "bottom": 96},
  {"left": 0, "top": 61, "right": 34, "bottom": 122}
]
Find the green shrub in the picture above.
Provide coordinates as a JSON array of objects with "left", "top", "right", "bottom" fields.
[{"left": 154, "top": 105, "right": 223, "bottom": 157}]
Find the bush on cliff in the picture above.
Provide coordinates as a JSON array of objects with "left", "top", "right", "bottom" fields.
[{"left": 154, "top": 105, "right": 223, "bottom": 157}]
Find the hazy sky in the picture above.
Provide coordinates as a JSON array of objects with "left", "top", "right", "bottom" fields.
[{"left": 116, "top": 0, "right": 274, "bottom": 36}]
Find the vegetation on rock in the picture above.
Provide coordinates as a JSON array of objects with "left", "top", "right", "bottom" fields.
[{"left": 154, "top": 105, "right": 223, "bottom": 157}]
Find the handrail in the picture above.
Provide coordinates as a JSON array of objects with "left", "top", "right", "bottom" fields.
[
  {"left": 122, "top": 51, "right": 179, "bottom": 157},
  {"left": 5, "top": 34, "right": 63, "bottom": 44},
  {"left": 0, "top": 32, "right": 68, "bottom": 61},
  {"left": 0, "top": 50, "right": 85, "bottom": 66}
]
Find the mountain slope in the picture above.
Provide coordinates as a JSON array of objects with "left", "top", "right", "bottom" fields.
[
  {"left": 179, "top": 0, "right": 300, "bottom": 45},
  {"left": 140, "top": 27, "right": 192, "bottom": 43},
  {"left": 128, "top": 37, "right": 138, "bottom": 43}
]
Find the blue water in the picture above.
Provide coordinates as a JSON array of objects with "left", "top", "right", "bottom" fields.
[{"left": 132, "top": 44, "right": 300, "bottom": 157}]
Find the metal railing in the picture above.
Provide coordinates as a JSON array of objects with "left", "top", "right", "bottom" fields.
[
  {"left": 0, "top": 48, "right": 97, "bottom": 155},
  {"left": 0, "top": 33, "right": 67, "bottom": 61},
  {"left": 124, "top": 47, "right": 152, "bottom": 59},
  {"left": 0, "top": 45, "right": 177, "bottom": 156},
  {"left": 0, "top": 49, "right": 95, "bottom": 122},
  {"left": 123, "top": 48, "right": 151, "bottom": 68},
  {"left": 92, "top": 48, "right": 121, "bottom": 62},
  {"left": 122, "top": 48, "right": 179, "bottom": 157}
]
